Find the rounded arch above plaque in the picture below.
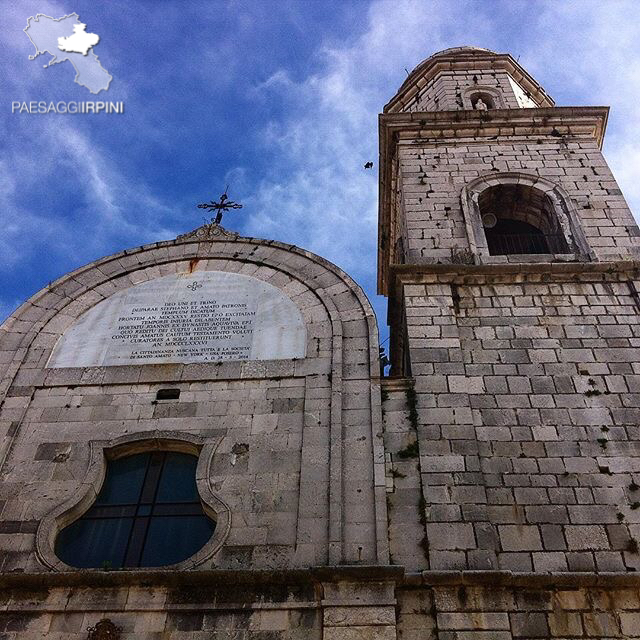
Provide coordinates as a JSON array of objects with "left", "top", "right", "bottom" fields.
[{"left": 47, "top": 271, "right": 307, "bottom": 368}]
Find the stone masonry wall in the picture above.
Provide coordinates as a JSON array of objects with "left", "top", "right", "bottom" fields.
[
  {"left": 4, "top": 572, "right": 640, "bottom": 639},
  {"left": 0, "top": 577, "right": 322, "bottom": 639},
  {"left": 390, "top": 267, "right": 640, "bottom": 574},
  {"left": 407, "top": 69, "right": 523, "bottom": 113},
  {"left": 382, "top": 380, "right": 429, "bottom": 571},
  {"left": 395, "top": 135, "right": 640, "bottom": 264},
  {"left": 397, "top": 580, "right": 640, "bottom": 639},
  {"left": 0, "top": 376, "right": 306, "bottom": 573}
]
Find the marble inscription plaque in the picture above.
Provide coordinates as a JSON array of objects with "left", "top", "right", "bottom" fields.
[{"left": 48, "top": 271, "right": 306, "bottom": 367}]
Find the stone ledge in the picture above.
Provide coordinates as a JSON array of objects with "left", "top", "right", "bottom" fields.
[
  {"left": 34, "top": 360, "right": 307, "bottom": 388},
  {"left": 388, "top": 260, "right": 640, "bottom": 298},
  {"left": 0, "top": 565, "right": 404, "bottom": 590},
  {"left": 404, "top": 570, "right": 640, "bottom": 589},
  {"left": 3, "top": 567, "right": 640, "bottom": 591},
  {"left": 391, "top": 259, "right": 640, "bottom": 278},
  {"left": 381, "top": 377, "right": 414, "bottom": 392},
  {"left": 380, "top": 107, "right": 609, "bottom": 150}
]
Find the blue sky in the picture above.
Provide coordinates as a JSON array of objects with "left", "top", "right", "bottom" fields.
[{"left": 2, "top": 0, "right": 640, "bottom": 347}]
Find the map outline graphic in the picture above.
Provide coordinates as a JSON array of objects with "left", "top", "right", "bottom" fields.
[{"left": 24, "top": 12, "right": 113, "bottom": 95}]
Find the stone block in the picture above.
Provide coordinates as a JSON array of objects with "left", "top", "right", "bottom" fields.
[
  {"left": 427, "top": 523, "right": 476, "bottom": 549},
  {"left": 554, "top": 589, "right": 588, "bottom": 610},
  {"left": 324, "top": 607, "right": 395, "bottom": 627},
  {"left": 582, "top": 611, "right": 621, "bottom": 637},
  {"left": 532, "top": 551, "right": 568, "bottom": 572},
  {"left": 499, "top": 525, "right": 542, "bottom": 551},
  {"left": 429, "top": 550, "right": 467, "bottom": 570},
  {"left": 566, "top": 551, "right": 596, "bottom": 572},
  {"left": 448, "top": 376, "right": 485, "bottom": 394},
  {"left": 498, "top": 552, "right": 533, "bottom": 572},
  {"left": 565, "top": 525, "right": 609, "bottom": 550},
  {"left": 594, "top": 551, "right": 625, "bottom": 571},
  {"left": 421, "top": 455, "right": 465, "bottom": 472},
  {"left": 437, "top": 612, "right": 510, "bottom": 630},
  {"left": 510, "top": 612, "right": 549, "bottom": 637},
  {"left": 323, "top": 625, "right": 396, "bottom": 640},
  {"left": 620, "top": 611, "right": 640, "bottom": 635},
  {"left": 548, "top": 610, "right": 583, "bottom": 636}
]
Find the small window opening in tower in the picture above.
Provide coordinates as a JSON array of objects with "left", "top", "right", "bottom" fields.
[{"left": 479, "top": 184, "right": 570, "bottom": 255}]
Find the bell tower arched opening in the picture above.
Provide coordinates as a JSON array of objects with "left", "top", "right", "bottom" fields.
[
  {"left": 460, "top": 173, "right": 593, "bottom": 264},
  {"left": 478, "top": 183, "right": 570, "bottom": 255}
]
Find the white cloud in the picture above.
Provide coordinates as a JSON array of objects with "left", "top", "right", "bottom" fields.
[
  {"left": 515, "top": 0, "right": 640, "bottom": 221},
  {"left": 0, "top": 157, "right": 65, "bottom": 268},
  {"left": 236, "top": 1, "right": 502, "bottom": 291}
]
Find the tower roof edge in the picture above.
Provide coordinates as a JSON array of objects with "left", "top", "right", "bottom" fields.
[{"left": 385, "top": 46, "right": 554, "bottom": 113}]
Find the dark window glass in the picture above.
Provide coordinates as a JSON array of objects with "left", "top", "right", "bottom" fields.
[
  {"left": 141, "top": 515, "right": 215, "bottom": 567},
  {"left": 94, "top": 454, "right": 147, "bottom": 505},
  {"left": 55, "top": 451, "right": 215, "bottom": 568},
  {"left": 155, "top": 453, "right": 200, "bottom": 503},
  {"left": 56, "top": 516, "right": 134, "bottom": 569}
]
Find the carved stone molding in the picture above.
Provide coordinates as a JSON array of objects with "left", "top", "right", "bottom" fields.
[
  {"left": 87, "top": 619, "right": 121, "bottom": 639},
  {"left": 176, "top": 223, "right": 239, "bottom": 243}
]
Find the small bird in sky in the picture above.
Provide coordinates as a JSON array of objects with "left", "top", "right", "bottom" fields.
[{"left": 364, "top": 161, "right": 374, "bottom": 169}]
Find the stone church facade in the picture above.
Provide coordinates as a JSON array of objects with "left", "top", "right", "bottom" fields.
[{"left": 1, "top": 46, "right": 640, "bottom": 638}]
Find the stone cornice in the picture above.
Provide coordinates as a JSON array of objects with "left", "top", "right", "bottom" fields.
[
  {"left": 380, "top": 377, "right": 414, "bottom": 392},
  {"left": 0, "top": 566, "right": 404, "bottom": 590},
  {"left": 1, "top": 567, "right": 640, "bottom": 591},
  {"left": 379, "top": 106, "right": 609, "bottom": 146},
  {"left": 386, "top": 260, "right": 640, "bottom": 316},
  {"left": 391, "top": 258, "right": 640, "bottom": 279}
]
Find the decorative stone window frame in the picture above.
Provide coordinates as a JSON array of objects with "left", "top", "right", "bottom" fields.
[
  {"left": 463, "top": 86, "right": 504, "bottom": 110},
  {"left": 36, "top": 430, "right": 231, "bottom": 571},
  {"left": 460, "top": 172, "right": 594, "bottom": 264}
]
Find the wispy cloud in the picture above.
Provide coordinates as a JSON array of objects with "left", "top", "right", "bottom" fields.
[
  {"left": 515, "top": 0, "right": 640, "bottom": 219},
  {"left": 242, "top": 1, "right": 482, "bottom": 282},
  {"left": 238, "top": 0, "right": 640, "bottom": 323}
]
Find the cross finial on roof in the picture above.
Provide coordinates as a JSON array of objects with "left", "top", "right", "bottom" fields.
[{"left": 196, "top": 187, "right": 243, "bottom": 225}]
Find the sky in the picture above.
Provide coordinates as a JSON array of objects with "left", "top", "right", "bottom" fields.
[{"left": 2, "top": 0, "right": 640, "bottom": 348}]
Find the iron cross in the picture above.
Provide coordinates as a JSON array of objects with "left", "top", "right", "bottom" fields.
[{"left": 197, "top": 190, "right": 243, "bottom": 225}]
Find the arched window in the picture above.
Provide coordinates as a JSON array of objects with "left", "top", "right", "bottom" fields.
[
  {"left": 479, "top": 184, "right": 570, "bottom": 255},
  {"left": 460, "top": 173, "right": 592, "bottom": 264},
  {"left": 55, "top": 451, "right": 215, "bottom": 568}
]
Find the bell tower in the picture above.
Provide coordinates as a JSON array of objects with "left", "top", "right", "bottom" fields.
[
  {"left": 379, "top": 46, "right": 640, "bottom": 585},
  {"left": 379, "top": 46, "right": 640, "bottom": 377}
]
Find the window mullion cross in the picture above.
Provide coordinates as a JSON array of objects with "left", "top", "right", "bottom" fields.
[{"left": 123, "top": 451, "right": 165, "bottom": 567}]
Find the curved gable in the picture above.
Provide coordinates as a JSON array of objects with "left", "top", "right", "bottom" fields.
[{"left": 0, "top": 226, "right": 388, "bottom": 571}]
